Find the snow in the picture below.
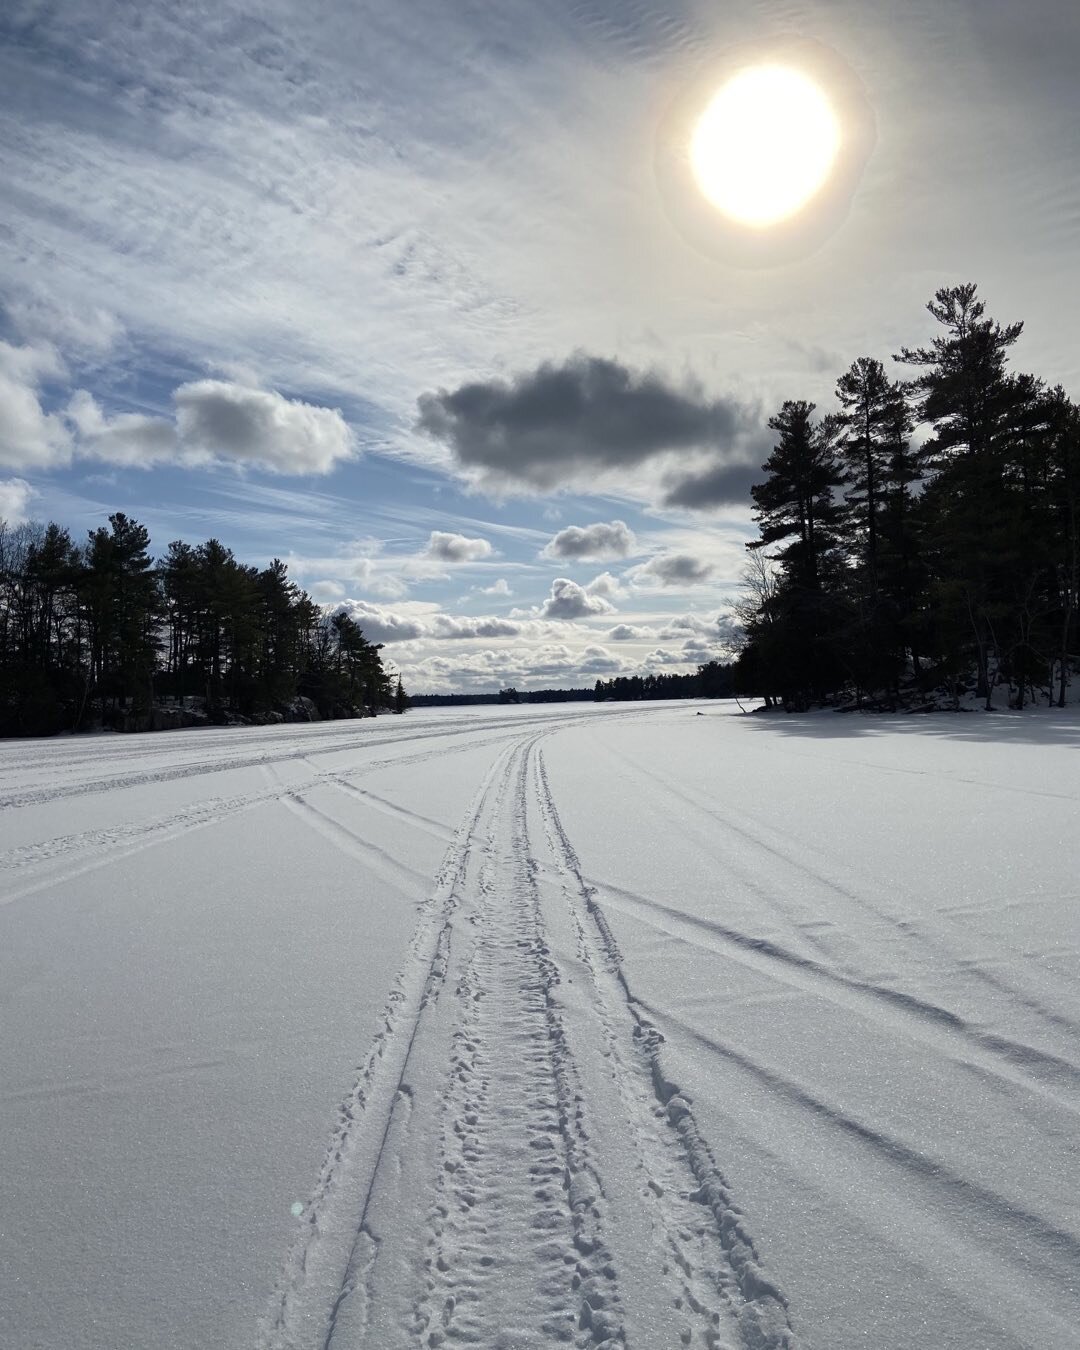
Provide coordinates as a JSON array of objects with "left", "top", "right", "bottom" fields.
[{"left": 1, "top": 703, "right": 1078, "bottom": 1349}]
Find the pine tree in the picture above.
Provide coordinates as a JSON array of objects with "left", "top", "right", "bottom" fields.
[
  {"left": 746, "top": 401, "right": 846, "bottom": 705},
  {"left": 897, "top": 284, "right": 1028, "bottom": 704}
]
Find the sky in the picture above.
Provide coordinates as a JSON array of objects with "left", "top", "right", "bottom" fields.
[{"left": 2, "top": 0, "right": 1079, "bottom": 692}]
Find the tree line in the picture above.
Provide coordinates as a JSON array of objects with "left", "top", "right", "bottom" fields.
[
  {"left": 735, "top": 283, "right": 1080, "bottom": 710},
  {"left": 594, "top": 661, "right": 734, "bottom": 702},
  {"left": 0, "top": 512, "right": 401, "bottom": 736}
]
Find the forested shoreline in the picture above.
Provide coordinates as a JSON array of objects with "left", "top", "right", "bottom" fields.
[
  {"left": 0, "top": 514, "right": 399, "bottom": 736},
  {"left": 734, "top": 284, "right": 1080, "bottom": 711},
  {"left": 592, "top": 662, "right": 734, "bottom": 701},
  {"left": 6, "top": 283, "right": 1078, "bottom": 734}
]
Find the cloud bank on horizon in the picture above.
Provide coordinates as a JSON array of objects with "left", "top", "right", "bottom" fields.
[{"left": 1, "top": 0, "right": 1077, "bottom": 690}]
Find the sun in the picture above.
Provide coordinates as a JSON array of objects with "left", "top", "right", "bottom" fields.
[{"left": 689, "top": 65, "right": 841, "bottom": 228}]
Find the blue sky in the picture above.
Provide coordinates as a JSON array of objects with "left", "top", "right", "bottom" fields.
[{"left": 2, "top": 0, "right": 1078, "bottom": 690}]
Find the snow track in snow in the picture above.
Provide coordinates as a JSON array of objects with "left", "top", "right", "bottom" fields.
[
  {"left": 259, "top": 737, "right": 513, "bottom": 1350},
  {"left": 533, "top": 747, "right": 795, "bottom": 1350},
  {"left": 263, "top": 727, "right": 793, "bottom": 1349},
  {"left": 0, "top": 730, "right": 515, "bottom": 905},
  {"left": 6, "top": 703, "right": 1079, "bottom": 1350},
  {"left": 603, "top": 744, "right": 1080, "bottom": 1059}
]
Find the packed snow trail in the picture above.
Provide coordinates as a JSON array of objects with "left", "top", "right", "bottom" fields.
[
  {"left": 2, "top": 702, "right": 1078, "bottom": 1350},
  {"left": 262, "top": 729, "right": 792, "bottom": 1349}
]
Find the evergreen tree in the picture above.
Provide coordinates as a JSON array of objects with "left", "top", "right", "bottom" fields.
[
  {"left": 0, "top": 514, "right": 398, "bottom": 734},
  {"left": 746, "top": 401, "right": 846, "bottom": 706},
  {"left": 898, "top": 284, "right": 1030, "bottom": 704}
]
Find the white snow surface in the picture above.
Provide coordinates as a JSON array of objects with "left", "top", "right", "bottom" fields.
[{"left": 1, "top": 702, "right": 1078, "bottom": 1350}]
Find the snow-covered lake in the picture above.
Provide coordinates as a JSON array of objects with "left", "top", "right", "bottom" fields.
[{"left": 2, "top": 702, "right": 1078, "bottom": 1350}]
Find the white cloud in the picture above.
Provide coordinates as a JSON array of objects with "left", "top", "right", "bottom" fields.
[
  {"left": 537, "top": 577, "right": 615, "bottom": 620},
  {"left": 309, "top": 579, "right": 346, "bottom": 601},
  {"left": 174, "top": 380, "right": 355, "bottom": 474},
  {"left": 341, "top": 562, "right": 408, "bottom": 600},
  {"left": 404, "top": 640, "right": 629, "bottom": 693},
  {"left": 9, "top": 297, "right": 125, "bottom": 358},
  {"left": 0, "top": 342, "right": 73, "bottom": 470},
  {"left": 607, "top": 623, "right": 649, "bottom": 641},
  {"left": 585, "top": 570, "right": 625, "bottom": 600},
  {"left": 578, "top": 644, "right": 621, "bottom": 672},
  {"left": 66, "top": 390, "right": 178, "bottom": 467},
  {"left": 322, "top": 598, "right": 556, "bottom": 646},
  {"left": 542, "top": 519, "right": 636, "bottom": 561},
  {"left": 644, "top": 647, "right": 686, "bottom": 666},
  {"left": 0, "top": 477, "right": 37, "bottom": 526},
  {"left": 423, "top": 530, "right": 493, "bottom": 562},
  {"left": 656, "top": 613, "right": 720, "bottom": 639},
  {"left": 0, "top": 339, "right": 356, "bottom": 477},
  {"left": 429, "top": 614, "right": 522, "bottom": 639},
  {"left": 476, "top": 577, "right": 512, "bottom": 596}
]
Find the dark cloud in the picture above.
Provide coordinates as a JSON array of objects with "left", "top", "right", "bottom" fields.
[
  {"left": 660, "top": 457, "right": 762, "bottom": 510},
  {"left": 331, "top": 600, "right": 425, "bottom": 644},
  {"left": 429, "top": 614, "right": 521, "bottom": 639},
  {"left": 417, "top": 355, "right": 752, "bottom": 491},
  {"left": 542, "top": 519, "right": 636, "bottom": 560},
  {"left": 634, "top": 553, "right": 715, "bottom": 587}
]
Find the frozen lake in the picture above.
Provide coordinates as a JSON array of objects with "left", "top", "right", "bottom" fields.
[{"left": 2, "top": 702, "right": 1078, "bottom": 1349}]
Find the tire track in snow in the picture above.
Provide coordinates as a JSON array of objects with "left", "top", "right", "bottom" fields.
[
  {"left": 279, "top": 793, "right": 431, "bottom": 892},
  {"left": 0, "top": 736, "right": 505, "bottom": 907},
  {"left": 534, "top": 748, "right": 796, "bottom": 1350},
  {"left": 263, "top": 716, "right": 797, "bottom": 1350},
  {"left": 0, "top": 782, "right": 287, "bottom": 873},
  {"left": 0, "top": 707, "right": 645, "bottom": 811},
  {"left": 606, "top": 746, "right": 1080, "bottom": 1049},
  {"left": 0, "top": 723, "right": 518, "bottom": 810},
  {"left": 410, "top": 735, "right": 625, "bottom": 1348},
  {"left": 587, "top": 879, "right": 1080, "bottom": 1111},
  {"left": 319, "top": 777, "right": 455, "bottom": 845},
  {"left": 258, "top": 741, "right": 519, "bottom": 1350},
  {"left": 643, "top": 998, "right": 1080, "bottom": 1303}
]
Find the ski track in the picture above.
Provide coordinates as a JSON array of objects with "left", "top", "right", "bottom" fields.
[
  {"left": 0, "top": 711, "right": 657, "bottom": 909},
  {"left": 641, "top": 999, "right": 1080, "bottom": 1307},
  {"left": 586, "top": 876, "right": 1080, "bottom": 1112},
  {"left": 533, "top": 748, "right": 795, "bottom": 1350},
  {"left": 279, "top": 793, "right": 430, "bottom": 893},
  {"left": 0, "top": 706, "right": 655, "bottom": 810},
  {"left": 0, "top": 723, "right": 520, "bottom": 810},
  {"left": 258, "top": 739, "right": 516, "bottom": 1350},
  {"left": 604, "top": 744, "right": 1080, "bottom": 1045},
  {"left": 0, "top": 732, "right": 523, "bottom": 906},
  {"left": 260, "top": 726, "right": 794, "bottom": 1350}
]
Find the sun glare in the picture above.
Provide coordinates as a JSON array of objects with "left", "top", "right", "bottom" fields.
[{"left": 690, "top": 65, "right": 841, "bottom": 228}]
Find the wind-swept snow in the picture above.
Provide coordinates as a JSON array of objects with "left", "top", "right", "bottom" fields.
[{"left": 1, "top": 704, "right": 1077, "bottom": 1349}]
